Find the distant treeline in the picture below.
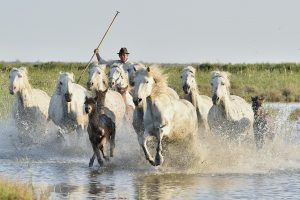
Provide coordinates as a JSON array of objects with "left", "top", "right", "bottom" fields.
[{"left": 1, "top": 61, "right": 300, "bottom": 72}]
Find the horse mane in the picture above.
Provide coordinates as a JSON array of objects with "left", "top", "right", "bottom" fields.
[
  {"left": 11, "top": 67, "right": 32, "bottom": 90},
  {"left": 182, "top": 66, "right": 196, "bottom": 75},
  {"left": 136, "top": 65, "right": 169, "bottom": 98},
  {"left": 211, "top": 70, "right": 231, "bottom": 88},
  {"left": 88, "top": 63, "right": 109, "bottom": 89},
  {"left": 89, "top": 61, "right": 106, "bottom": 71}
]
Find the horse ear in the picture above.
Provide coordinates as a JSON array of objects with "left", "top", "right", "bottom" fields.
[
  {"left": 147, "top": 66, "right": 150, "bottom": 72},
  {"left": 19, "top": 67, "right": 28, "bottom": 76}
]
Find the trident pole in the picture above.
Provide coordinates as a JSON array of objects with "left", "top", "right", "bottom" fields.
[{"left": 77, "top": 11, "right": 120, "bottom": 83}]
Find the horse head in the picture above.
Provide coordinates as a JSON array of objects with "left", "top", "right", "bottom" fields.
[
  {"left": 210, "top": 71, "right": 231, "bottom": 105},
  {"left": 181, "top": 66, "right": 196, "bottom": 94},
  {"left": 87, "top": 62, "right": 108, "bottom": 92},
  {"left": 127, "top": 63, "right": 145, "bottom": 87},
  {"left": 58, "top": 72, "right": 75, "bottom": 102},
  {"left": 9, "top": 67, "right": 29, "bottom": 95},
  {"left": 84, "top": 96, "right": 96, "bottom": 115},
  {"left": 133, "top": 67, "right": 155, "bottom": 107},
  {"left": 109, "top": 63, "right": 128, "bottom": 89}
]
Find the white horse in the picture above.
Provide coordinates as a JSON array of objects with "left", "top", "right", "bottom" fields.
[
  {"left": 181, "top": 66, "right": 213, "bottom": 132},
  {"left": 133, "top": 66, "right": 198, "bottom": 166},
  {"left": 9, "top": 67, "right": 50, "bottom": 136},
  {"left": 48, "top": 72, "right": 88, "bottom": 133},
  {"left": 87, "top": 62, "right": 125, "bottom": 127},
  {"left": 109, "top": 63, "right": 135, "bottom": 112},
  {"left": 207, "top": 71, "right": 254, "bottom": 141},
  {"left": 126, "top": 63, "right": 146, "bottom": 87},
  {"left": 131, "top": 64, "right": 180, "bottom": 140}
]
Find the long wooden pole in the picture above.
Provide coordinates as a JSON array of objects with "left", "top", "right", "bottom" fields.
[{"left": 77, "top": 11, "right": 120, "bottom": 83}]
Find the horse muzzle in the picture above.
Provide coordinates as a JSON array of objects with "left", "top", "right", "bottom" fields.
[
  {"left": 212, "top": 94, "right": 220, "bottom": 105},
  {"left": 182, "top": 84, "right": 190, "bottom": 94},
  {"left": 65, "top": 93, "right": 73, "bottom": 102},
  {"left": 109, "top": 81, "right": 115, "bottom": 88},
  {"left": 86, "top": 81, "right": 93, "bottom": 90},
  {"left": 133, "top": 98, "right": 142, "bottom": 107}
]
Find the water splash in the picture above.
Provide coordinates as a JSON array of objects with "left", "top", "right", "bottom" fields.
[{"left": 1, "top": 103, "right": 300, "bottom": 175}]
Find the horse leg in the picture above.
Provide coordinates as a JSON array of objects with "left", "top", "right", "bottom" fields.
[
  {"left": 138, "top": 133, "right": 155, "bottom": 166},
  {"left": 92, "top": 145, "right": 103, "bottom": 166},
  {"left": 100, "top": 137, "right": 109, "bottom": 161},
  {"left": 89, "top": 153, "right": 96, "bottom": 167},
  {"left": 109, "top": 122, "right": 116, "bottom": 157},
  {"left": 155, "top": 128, "right": 164, "bottom": 166},
  {"left": 76, "top": 125, "right": 85, "bottom": 137}
]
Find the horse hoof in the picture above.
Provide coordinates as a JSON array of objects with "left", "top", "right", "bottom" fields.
[
  {"left": 89, "top": 162, "right": 94, "bottom": 167},
  {"left": 104, "top": 157, "right": 110, "bottom": 162},
  {"left": 98, "top": 160, "right": 104, "bottom": 166},
  {"left": 149, "top": 159, "right": 156, "bottom": 166},
  {"left": 155, "top": 155, "right": 164, "bottom": 166}
]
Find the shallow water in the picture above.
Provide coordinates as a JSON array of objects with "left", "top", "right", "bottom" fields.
[{"left": 1, "top": 103, "right": 300, "bottom": 199}]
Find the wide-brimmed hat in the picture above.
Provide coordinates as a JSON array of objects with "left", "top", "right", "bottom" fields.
[{"left": 118, "top": 47, "right": 130, "bottom": 55}]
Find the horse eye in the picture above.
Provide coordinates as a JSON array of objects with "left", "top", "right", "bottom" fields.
[
  {"left": 102, "top": 80, "right": 106, "bottom": 84},
  {"left": 60, "top": 81, "right": 63, "bottom": 85},
  {"left": 221, "top": 82, "right": 225, "bottom": 86},
  {"left": 145, "top": 80, "right": 149, "bottom": 84},
  {"left": 97, "top": 71, "right": 101, "bottom": 75},
  {"left": 210, "top": 83, "right": 213, "bottom": 86}
]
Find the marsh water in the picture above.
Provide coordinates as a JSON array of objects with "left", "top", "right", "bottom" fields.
[{"left": 1, "top": 103, "right": 300, "bottom": 199}]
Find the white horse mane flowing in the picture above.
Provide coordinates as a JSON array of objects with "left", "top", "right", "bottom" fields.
[
  {"left": 207, "top": 71, "right": 254, "bottom": 141},
  {"left": 87, "top": 62, "right": 125, "bottom": 127},
  {"left": 48, "top": 72, "right": 88, "bottom": 133},
  {"left": 181, "top": 66, "right": 213, "bottom": 132},
  {"left": 133, "top": 66, "right": 198, "bottom": 166},
  {"left": 9, "top": 67, "right": 50, "bottom": 137}
]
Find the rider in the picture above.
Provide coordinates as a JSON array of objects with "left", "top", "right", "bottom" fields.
[{"left": 94, "top": 47, "right": 133, "bottom": 71}]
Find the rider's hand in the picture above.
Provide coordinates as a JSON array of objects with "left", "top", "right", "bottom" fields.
[{"left": 94, "top": 48, "right": 99, "bottom": 54}]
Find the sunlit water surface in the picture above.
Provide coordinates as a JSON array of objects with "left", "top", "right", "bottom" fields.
[{"left": 1, "top": 103, "right": 300, "bottom": 199}]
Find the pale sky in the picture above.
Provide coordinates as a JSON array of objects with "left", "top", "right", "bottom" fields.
[{"left": 1, "top": 0, "right": 300, "bottom": 63}]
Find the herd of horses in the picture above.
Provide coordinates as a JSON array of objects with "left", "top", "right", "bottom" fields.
[{"left": 8, "top": 63, "right": 272, "bottom": 167}]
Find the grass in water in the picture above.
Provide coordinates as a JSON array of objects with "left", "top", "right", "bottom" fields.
[
  {"left": 289, "top": 108, "right": 300, "bottom": 121},
  {"left": 0, "top": 177, "right": 48, "bottom": 200}
]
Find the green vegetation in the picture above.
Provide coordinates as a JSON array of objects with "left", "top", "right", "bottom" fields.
[
  {"left": 2, "top": 61, "right": 300, "bottom": 119},
  {"left": 289, "top": 108, "right": 300, "bottom": 121},
  {"left": 0, "top": 177, "right": 48, "bottom": 200}
]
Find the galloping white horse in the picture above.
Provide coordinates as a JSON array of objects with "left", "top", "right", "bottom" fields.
[
  {"left": 87, "top": 62, "right": 125, "bottom": 127},
  {"left": 131, "top": 64, "right": 180, "bottom": 140},
  {"left": 133, "top": 66, "right": 198, "bottom": 166},
  {"left": 181, "top": 66, "right": 213, "bottom": 132},
  {"left": 109, "top": 63, "right": 135, "bottom": 112},
  {"left": 207, "top": 71, "right": 254, "bottom": 141},
  {"left": 9, "top": 67, "right": 50, "bottom": 135},
  {"left": 48, "top": 72, "right": 88, "bottom": 133}
]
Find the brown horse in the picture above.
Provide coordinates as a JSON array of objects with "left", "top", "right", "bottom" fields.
[
  {"left": 84, "top": 89, "right": 116, "bottom": 167},
  {"left": 251, "top": 95, "right": 273, "bottom": 149}
]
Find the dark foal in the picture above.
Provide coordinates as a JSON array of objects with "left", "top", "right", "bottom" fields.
[
  {"left": 84, "top": 89, "right": 116, "bottom": 167},
  {"left": 251, "top": 96, "right": 269, "bottom": 149}
]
